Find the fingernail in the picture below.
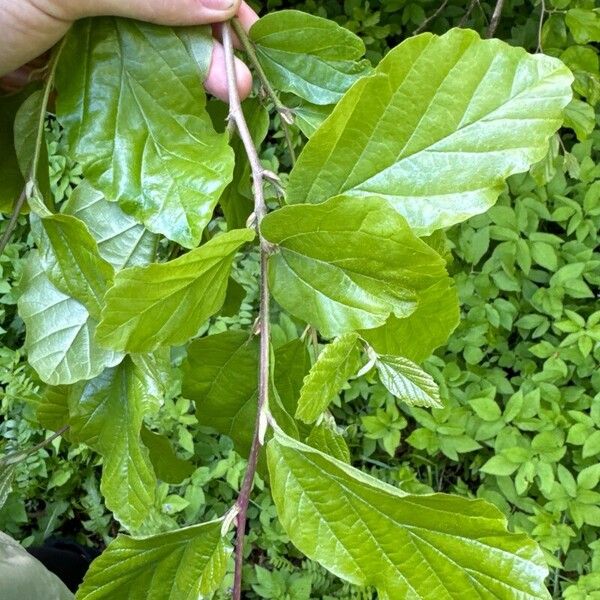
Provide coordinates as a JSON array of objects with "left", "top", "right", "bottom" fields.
[{"left": 201, "top": 0, "right": 236, "bottom": 10}]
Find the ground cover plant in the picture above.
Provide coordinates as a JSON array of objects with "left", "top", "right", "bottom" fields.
[{"left": 1, "top": 0, "right": 599, "bottom": 598}]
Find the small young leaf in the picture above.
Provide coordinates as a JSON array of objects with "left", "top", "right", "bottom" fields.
[
  {"left": 75, "top": 520, "right": 229, "bottom": 599},
  {"left": 182, "top": 330, "right": 258, "bottom": 458},
  {"left": 18, "top": 253, "right": 123, "bottom": 386},
  {"left": 261, "top": 195, "right": 448, "bottom": 337},
  {"left": 56, "top": 18, "right": 233, "bottom": 248},
  {"left": 287, "top": 29, "right": 573, "bottom": 235},
  {"left": 295, "top": 333, "right": 361, "bottom": 423},
  {"left": 268, "top": 430, "right": 550, "bottom": 600},
  {"left": 376, "top": 354, "right": 442, "bottom": 408},
  {"left": 250, "top": 10, "right": 371, "bottom": 105},
  {"left": 96, "top": 229, "right": 255, "bottom": 353},
  {"left": 62, "top": 182, "right": 157, "bottom": 270}
]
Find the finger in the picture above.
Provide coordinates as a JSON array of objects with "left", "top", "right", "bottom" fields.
[
  {"left": 204, "top": 40, "right": 252, "bottom": 102},
  {"left": 236, "top": 1, "right": 259, "bottom": 31},
  {"left": 211, "top": 2, "right": 259, "bottom": 50},
  {"left": 69, "top": 0, "right": 242, "bottom": 25}
]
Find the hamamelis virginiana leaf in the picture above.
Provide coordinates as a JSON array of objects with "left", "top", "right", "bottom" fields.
[
  {"left": 18, "top": 253, "right": 123, "bottom": 386},
  {"left": 182, "top": 330, "right": 258, "bottom": 458},
  {"left": 68, "top": 357, "right": 159, "bottom": 531},
  {"left": 62, "top": 182, "right": 157, "bottom": 271},
  {"left": 250, "top": 10, "right": 372, "bottom": 105},
  {"left": 261, "top": 195, "right": 449, "bottom": 337},
  {"left": 287, "top": 28, "right": 573, "bottom": 235},
  {"left": 268, "top": 430, "right": 551, "bottom": 600},
  {"left": 96, "top": 229, "right": 255, "bottom": 353},
  {"left": 75, "top": 520, "right": 229, "bottom": 600},
  {"left": 56, "top": 18, "right": 233, "bottom": 249},
  {"left": 295, "top": 333, "right": 362, "bottom": 423}
]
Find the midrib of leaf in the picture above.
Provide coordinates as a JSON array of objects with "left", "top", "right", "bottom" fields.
[
  {"left": 277, "top": 252, "right": 390, "bottom": 313},
  {"left": 281, "top": 446, "right": 545, "bottom": 598}
]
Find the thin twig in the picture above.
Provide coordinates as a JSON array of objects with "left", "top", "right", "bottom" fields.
[
  {"left": 230, "top": 18, "right": 296, "bottom": 165},
  {"left": 459, "top": 0, "right": 480, "bottom": 27},
  {"left": 413, "top": 0, "right": 450, "bottom": 35},
  {"left": 536, "top": 0, "right": 546, "bottom": 53},
  {"left": 486, "top": 0, "right": 505, "bottom": 37},
  {"left": 1, "top": 425, "right": 69, "bottom": 466},
  {"left": 0, "top": 38, "right": 65, "bottom": 255},
  {"left": 223, "top": 23, "right": 272, "bottom": 600}
]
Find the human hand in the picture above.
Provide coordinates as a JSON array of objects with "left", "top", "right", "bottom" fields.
[{"left": 0, "top": 0, "right": 258, "bottom": 101}]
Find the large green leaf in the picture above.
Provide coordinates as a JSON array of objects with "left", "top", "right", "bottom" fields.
[
  {"left": 0, "top": 532, "right": 74, "bottom": 600},
  {"left": 375, "top": 354, "right": 442, "bottom": 408},
  {"left": 0, "top": 464, "right": 15, "bottom": 511},
  {"left": 268, "top": 431, "right": 551, "bottom": 600},
  {"left": 287, "top": 29, "right": 573, "bottom": 235},
  {"left": 33, "top": 214, "right": 114, "bottom": 320},
  {"left": 361, "top": 278, "right": 460, "bottom": 362},
  {"left": 261, "top": 195, "right": 448, "bottom": 336},
  {"left": 96, "top": 229, "right": 255, "bottom": 353},
  {"left": 55, "top": 18, "right": 233, "bottom": 248},
  {"left": 68, "top": 357, "right": 158, "bottom": 531},
  {"left": 295, "top": 333, "right": 361, "bottom": 423},
  {"left": 62, "top": 182, "right": 158, "bottom": 270},
  {"left": 250, "top": 10, "right": 371, "bottom": 105},
  {"left": 182, "top": 330, "right": 258, "bottom": 457},
  {"left": 18, "top": 253, "right": 123, "bottom": 385},
  {"left": 75, "top": 520, "right": 229, "bottom": 600}
]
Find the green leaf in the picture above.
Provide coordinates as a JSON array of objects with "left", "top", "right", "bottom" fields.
[
  {"left": 218, "top": 98, "right": 270, "bottom": 230},
  {"left": 375, "top": 354, "right": 442, "bottom": 408},
  {"left": 563, "top": 99, "right": 596, "bottom": 141},
  {"left": 14, "top": 90, "right": 51, "bottom": 202},
  {"left": 0, "top": 531, "right": 74, "bottom": 600},
  {"left": 0, "top": 90, "right": 29, "bottom": 213},
  {"left": 250, "top": 10, "right": 371, "bottom": 105},
  {"left": 37, "top": 386, "right": 70, "bottom": 431},
  {"left": 306, "top": 422, "right": 350, "bottom": 463},
  {"left": 285, "top": 97, "right": 333, "bottom": 138},
  {"left": 56, "top": 18, "right": 233, "bottom": 248},
  {"left": 33, "top": 214, "right": 114, "bottom": 320},
  {"left": 182, "top": 330, "right": 258, "bottom": 457},
  {"left": 273, "top": 339, "right": 310, "bottom": 418},
  {"left": 268, "top": 430, "right": 550, "bottom": 600},
  {"left": 295, "top": 333, "right": 361, "bottom": 423},
  {"left": 287, "top": 29, "right": 573, "bottom": 235},
  {"left": 68, "top": 357, "right": 158, "bottom": 531},
  {"left": 62, "top": 182, "right": 157, "bottom": 270},
  {"left": 18, "top": 253, "right": 123, "bottom": 385},
  {"left": 140, "top": 426, "right": 194, "bottom": 484},
  {"left": 261, "top": 195, "right": 448, "bottom": 337},
  {"left": 75, "top": 520, "right": 229, "bottom": 600},
  {"left": 361, "top": 277, "right": 460, "bottom": 362},
  {"left": 96, "top": 229, "right": 255, "bottom": 353},
  {"left": 565, "top": 9, "right": 600, "bottom": 44}
]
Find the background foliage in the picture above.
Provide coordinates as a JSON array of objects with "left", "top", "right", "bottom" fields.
[{"left": 1, "top": 0, "right": 599, "bottom": 597}]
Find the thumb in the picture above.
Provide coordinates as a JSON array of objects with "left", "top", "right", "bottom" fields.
[{"left": 68, "top": 0, "right": 242, "bottom": 24}]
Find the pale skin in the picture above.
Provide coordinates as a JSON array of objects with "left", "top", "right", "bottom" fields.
[{"left": 0, "top": 0, "right": 259, "bottom": 101}]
